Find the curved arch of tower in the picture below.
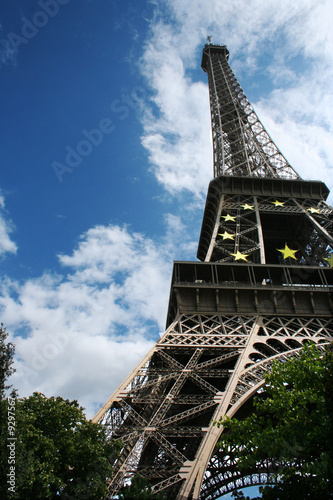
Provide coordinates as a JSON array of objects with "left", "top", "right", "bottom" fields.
[{"left": 92, "top": 44, "right": 333, "bottom": 499}]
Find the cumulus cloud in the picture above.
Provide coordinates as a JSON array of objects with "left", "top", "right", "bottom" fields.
[
  {"left": 255, "top": 86, "right": 333, "bottom": 192},
  {"left": 140, "top": 23, "right": 212, "bottom": 197},
  {"left": 139, "top": 0, "right": 333, "bottom": 197},
  {"left": 1, "top": 218, "right": 195, "bottom": 417}
]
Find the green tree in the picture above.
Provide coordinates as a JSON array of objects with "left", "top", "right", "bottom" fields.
[
  {"left": 0, "top": 323, "right": 16, "bottom": 399},
  {"left": 8, "top": 393, "right": 120, "bottom": 499},
  {"left": 0, "top": 327, "right": 121, "bottom": 499},
  {"left": 215, "top": 344, "right": 333, "bottom": 499},
  {"left": 0, "top": 324, "right": 17, "bottom": 497}
]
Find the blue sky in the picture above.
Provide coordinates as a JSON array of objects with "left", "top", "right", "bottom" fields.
[{"left": 1, "top": 0, "right": 333, "bottom": 441}]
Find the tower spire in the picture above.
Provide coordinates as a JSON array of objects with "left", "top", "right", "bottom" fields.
[{"left": 202, "top": 44, "right": 299, "bottom": 179}]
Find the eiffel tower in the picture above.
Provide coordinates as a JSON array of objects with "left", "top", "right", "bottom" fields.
[{"left": 92, "top": 44, "right": 333, "bottom": 499}]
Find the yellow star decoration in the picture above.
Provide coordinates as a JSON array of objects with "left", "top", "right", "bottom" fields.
[
  {"left": 324, "top": 254, "right": 333, "bottom": 268},
  {"left": 221, "top": 214, "right": 236, "bottom": 222},
  {"left": 271, "top": 200, "right": 285, "bottom": 207},
  {"left": 230, "top": 250, "right": 249, "bottom": 261},
  {"left": 218, "top": 231, "right": 235, "bottom": 240},
  {"left": 307, "top": 207, "right": 320, "bottom": 214},
  {"left": 277, "top": 244, "right": 298, "bottom": 260},
  {"left": 241, "top": 203, "right": 254, "bottom": 211}
]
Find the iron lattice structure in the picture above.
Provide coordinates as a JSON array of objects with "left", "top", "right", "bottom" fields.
[
  {"left": 93, "top": 44, "right": 333, "bottom": 499},
  {"left": 203, "top": 45, "right": 299, "bottom": 180}
]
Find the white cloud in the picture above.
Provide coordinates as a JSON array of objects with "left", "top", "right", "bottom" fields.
[
  {"left": 0, "top": 194, "right": 17, "bottom": 256},
  {"left": 255, "top": 86, "right": 333, "bottom": 194},
  {"left": 0, "top": 223, "right": 176, "bottom": 417},
  {"left": 12, "top": 332, "right": 154, "bottom": 418},
  {"left": 1, "top": 218, "right": 196, "bottom": 418},
  {"left": 140, "top": 23, "right": 212, "bottom": 197}
]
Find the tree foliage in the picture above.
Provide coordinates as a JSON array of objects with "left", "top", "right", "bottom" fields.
[
  {"left": 0, "top": 325, "right": 123, "bottom": 499},
  {"left": 0, "top": 324, "right": 16, "bottom": 497},
  {"left": 0, "top": 323, "right": 16, "bottom": 399},
  {"left": 1, "top": 392, "right": 121, "bottom": 499},
  {"left": 215, "top": 344, "right": 333, "bottom": 499}
]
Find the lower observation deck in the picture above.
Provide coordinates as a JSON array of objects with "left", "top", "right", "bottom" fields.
[{"left": 166, "top": 262, "right": 333, "bottom": 326}]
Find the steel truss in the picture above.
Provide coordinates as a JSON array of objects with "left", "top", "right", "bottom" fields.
[
  {"left": 93, "top": 44, "right": 333, "bottom": 499},
  {"left": 93, "top": 313, "right": 332, "bottom": 499}
]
